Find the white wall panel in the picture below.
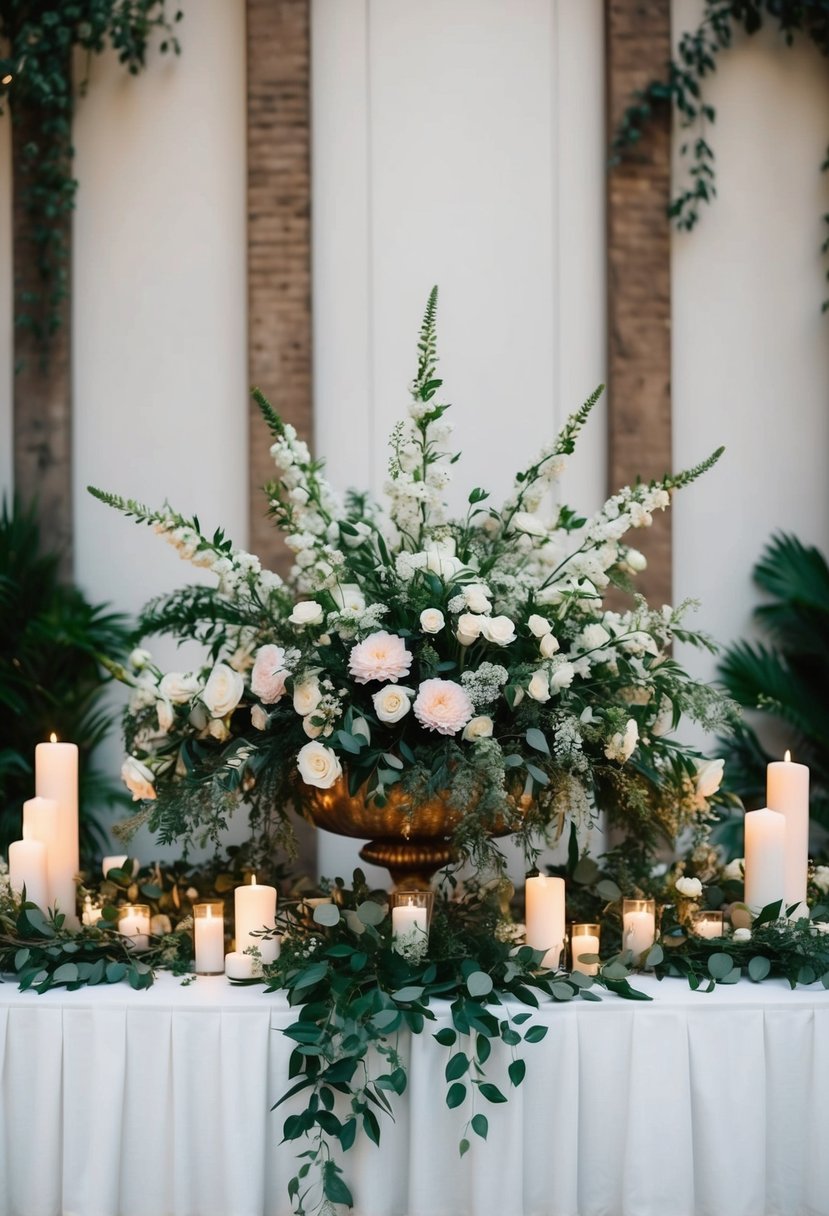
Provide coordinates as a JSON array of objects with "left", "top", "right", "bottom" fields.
[{"left": 671, "top": 3, "right": 829, "bottom": 710}]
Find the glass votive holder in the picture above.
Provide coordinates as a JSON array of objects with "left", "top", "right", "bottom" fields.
[
  {"left": 118, "top": 903, "right": 151, "bottom": 950},
  {"left": 570, "top": 923, "right": 601, "bottom": 976},
  {"left": 692, "top": 909, "right": 724, "bottom": 940},
  {"left": 390, "top": 890, "right": 434, "bottom": 961},
  {"left": 622, "top": 898, "right": 657, "bottom": 967},
  {"left": 193, "top": 900, "right": 226, "bottom": 975}
]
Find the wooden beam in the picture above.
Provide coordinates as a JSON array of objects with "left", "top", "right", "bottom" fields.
[
  {"left": 605, "top": 2, "right": 673, "bottom": 606},
  {"left": 11, "top": 101, "right": 73, "bottom": 581},
  {"left": 246, "top": 0, "right": 313, "bottom": 574}
]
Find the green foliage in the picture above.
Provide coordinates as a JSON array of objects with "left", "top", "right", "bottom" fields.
[
  {"left": 716, "top": 533, "right": 829, "bottom": 828},
  {"left": 0, "top": 498, "right": 132, "bottom": 856},
  {"left": 612, "top": 0, "right": 829, "bottom": 310},
  {"left": 0, "top": 1, "right": 182, "bottom": 347}
]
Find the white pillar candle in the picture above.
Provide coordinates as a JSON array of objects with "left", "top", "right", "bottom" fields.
[
  {"left": 744, "top": 807, "right": 786, "bottom": 915},
  {"left": 225, "top": 950, "right": 256, "bottom": 980},
  {"left": 22, "top": 796, "right": 58, "bottom": 909},
  {"left": 766, "top": 752, "right": 809, "bottom": 918},
  {"left": 234, "top": 876, "right": 277, "bottom": 957},
  {"left": 9, "top": 839, "right": 49, "bottom": 909},
  {"left": 570, "top": 930, "right": 600, "bottom": 976},
  {"left": 622, "top": 907, "right": 656, "bottom": 965},
  {"left": 391, "top": 903, "right": 428, "bottom": 956},
  {"left": 194, "top": 904, "right": 226, "bottom": 975},
  {"left": 118, "top": 905, "right": 151, "bottom": 950},
  {"left": 525, "top": 875, "right": 565, "bottom": 969},
  {"left": 35, "top": 737, "right": 79, "bottom": 928},
  {"left": 102, "top": 855, "right": 129, "bottom": 877}
]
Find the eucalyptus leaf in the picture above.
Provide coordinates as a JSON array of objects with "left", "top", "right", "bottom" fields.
[
  {"left": 313, "top": 902, "right": 341, "bottom": 927},
  {"left": 748, "top": 955, "right": 771, "bottom": 982},
  {"left": 466, "top": 970, "right": 493, "bottom": 998},
  {"left": 356, "top": 900, "right": 387, "bottom": 927},
  {"left": 707, "top": 953, "right": 734, "bottom": 980}
]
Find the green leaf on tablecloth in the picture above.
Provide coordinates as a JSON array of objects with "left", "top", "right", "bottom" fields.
[
  {"left": 52, "top": 962, "right": 79, "bottom": 984},
  {"left": 500, "top": 1026, "right": 521, "bottom": 1046},
  {"left": 798, "top": 964, "right": 816, "bottom": 986},
  {"left": 23, "top": 907, "right": 54, "bottom": 938},
  {"left": 459, "top": 1138, "right": 470, "bottom": 1158},
  {"left": 434, "top": 1027, "right": 457, "bottom": 1047},
  {"left": 718, "top": 966, "right": 741, "bottom": 985},
  {"left": 524, "top": 1024, "right": 548, "bottom": 1043},
  {"left": 821, "top": 971, "right": 829, "bottom": 989},
  {"left": 579, "top": 989, "right": 602, "bottom": 1001},
  {"left": 471, "top": 1113, "right": 489, "bottom": 1140},
  {"left": 601, "top": 961, "right": 629, "bottom": 981},
  {"left": 512, "top": 1011, "right": 532, "bottom": 1024},
  {"left": 748, "top": 955, "right": 771, "bottom": 982},
  {"left": 446, "top": 1082, "right": 467, "bottom": 1109},
  {"left": 476, "top": 1034, "right": 492, "bottom": 1064},
  {"left": 466, "top": 970, "right": 493, "bottom": 998},
  {"left": 707, "top": 953, "right": 734, "bottom": 980},
  {"left": 105, "top": 961, "right": 126, "bottom": 983},
  {"left": 392, "top": 985, "right": 425, "bottom": 1003},
  {"left": 645, "top": 944, "right": 664, "bottom": 968},
  {"left": 313, "top": 902, "right": 341, "bottom": 927},
  {"left": 551, "top": 981, "right": 575, "bottom": 1001},
  {"left": 478, "top": 1083, "right": 507, "bottom": 1104},
  {"left": 508, "top": 1059, "right": 526, "bottom": 1087},
  {"left": 14, "top": 948, "right": 30, "bottom": 970},
  {"left": 445, "top": 1051, "right": 470, "bottom": 1081}
]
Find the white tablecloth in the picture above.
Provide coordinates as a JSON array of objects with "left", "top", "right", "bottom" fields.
[{"left": 0, "top": 971, "right": 827, "bottom": 1216}]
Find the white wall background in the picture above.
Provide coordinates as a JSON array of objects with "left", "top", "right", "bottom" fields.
[{"left": 671, "top": 1, "right": 829, "bottom": 713}]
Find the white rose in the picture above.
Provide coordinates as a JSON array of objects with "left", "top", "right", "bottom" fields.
[
  {"left": 511, "top": 512, "right": 547, "bottom": 537},
  {"left": 297, "top": 741, "right": 342, "bottom": 789},
  {"left": 549, "top": 662, "right": 575, "bottom": 692},
  {"left": 456, "top": 613, "right": 484, "bottom": 647},
  {"left": 160, "top": 672, "right": 202, "bottom": 704},
  {"left": 464, "top": 584, "right": 491, "bottom": 614},
  {"left": 251, "top": 704, "right": 270, "bottom": 731},
  {"left": 676, "top": 876, "right": 703, "bottom": 898},
  {"left": 157, "top": 699, "right": 174, "bottom": 734},
  {"left": 481, "top": 615, "right": 517, "bottom": 646},
  {"left": 539, "top": 633, "right": 560, "bottom": 659},
  {"left": 202, "top": 663, "right": 245, "bottom": 718},
  {"left": 331, "top": 583, "right": 366, "bottom": 615},
  {"left": 121, "top": 756, "right": 156, "bottom": 801},
  {"left": 723, "top": 858, "right": 744, "bottom": 882},
  {"left": 420, "top": 608, "right": 445, "bottom": 635},
  {"left": 695, "top": 758, "right": 725, "bottom": 801},
  {"left": 129, "top": 648, "right": 153, "bottom": 670},
  {"left": 303, "top": 715, "right": 325, "bottom": 739},
  {"left": 527, "top": 670, "right": 550, "bottom": 703},
  {"left": 373, "top": 684, "right": 414, "bottom": 724},
  {"left": 527, "top": 614, "right": 552, "bottom": 638},
  {"left": 293, "top": 677, "right": 322, "bottom": 717},
  {"left": 289, "top": 600, "right": 325, "bottom": 627},
  {"left": 424, "top": 546, "right": 465, "bottom": 580},
  {"left": 462, "top": 715, "right": 494, "bottom": 742}
]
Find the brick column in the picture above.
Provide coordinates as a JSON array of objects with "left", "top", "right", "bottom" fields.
[
  {"left": 605, "top": 2, "right": 673, "bottom": 606},
  {"left": 246, "top": 0, "right": 313, "bottom": 573}
]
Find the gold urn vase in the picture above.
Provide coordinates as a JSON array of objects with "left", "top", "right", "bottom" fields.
[{"left": 300, "top": 776, "right": 492, "bottom": 889}]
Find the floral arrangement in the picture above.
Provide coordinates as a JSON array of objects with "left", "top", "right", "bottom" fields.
[{"left": 90, "top": 289, "right": 731, "bottom": 870}]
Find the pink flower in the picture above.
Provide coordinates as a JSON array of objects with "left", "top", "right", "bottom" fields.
[
  {"left": 348, "top": 631, "right": 412, "bottom": 685},
  {"left": 250, "top": 644, "right": 289, "bottom": 704},
  {"left": 413, "top": 678, "right": 474, "bottom": 736}
]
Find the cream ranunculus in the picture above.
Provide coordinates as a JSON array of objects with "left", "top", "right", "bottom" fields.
[
  {"left": 420, "top": 608, "right": 445, "bottom": 635},
  {"left": 676, "top": 876, "right": 703, "bottom": 898},
  {"left": 348, "top": 631, "right": 412, "bottom": 684},
  {"left": 202, "top": 662, "right": 245, "bottom": 718},
  {"left": 159, "top": 671, "right": 202, "bottom": 704},
  {"left": 539, "top": 633, "right": 560, "bottom": 659},
  {"left": 331, "top": 583, "right": 366, "bottom": 615},
  {"left": 413, "top": 678, "right": 474, "bottom": 736},
  {"left": 462, "top": 715, "right": 494, "bottom": 742},
  {"left": 293, "top": 676, "right": 322, "bottom": 717},
  {"left": 121, "top": 756, "right": 156, "bottom": 802},
  {"left": 456, "top": 613, "right": 484, "bottom": 647},
  {"left": 373, "top": 684, "right": 414, "bottom": 724},
  {"left": 289, "top": 600, "right": 325, "bottom": 627},
  {"left": 527, "top": 613, "right": 552, "bottom": 638},
  {"left": 695, "top": 757, "right": 725, "bottom": 801},
  {"left": 527, "top": 670, "right": 550, "bottom": 703},
  {"left": 297, "top": 741, "right": 342, "bottom": 789},
  {"left": 481, "top": 615, "right": 516, "bottom": 646}
]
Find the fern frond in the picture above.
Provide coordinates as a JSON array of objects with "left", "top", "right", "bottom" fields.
[
  {"left": 87, "top": 486, "right": 166, "bottom": 527},
  {"left": 553, "top": 384, "right": 605, "bottom": 456},
  {"left": 663, "top": 445, "right": 725, "bottom": 492},
  {"left": 413, "top": 286, "right": 440, "bottom": 395},
  {"left": 252, "top": 387, "right": 285, "bottom": 442}
]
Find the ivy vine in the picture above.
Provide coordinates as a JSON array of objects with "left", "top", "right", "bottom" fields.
[
  {"left": 0, "top": 1, "right": 183, "bottom": 347},
  {"left": 612, "top": 0, "right": 829, "bottom": 310}
]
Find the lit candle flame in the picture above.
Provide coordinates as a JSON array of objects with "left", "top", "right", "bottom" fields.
[
  {"left": 784, "top": 750, "right": 792, "bottom": 763},
  {"left": 1, "top": 75, "right": 12, "bottom": 86},
  {"left": 49, "top": 732, "right": 57, "bottom": 743},
  {"left": 251, "top": 874, "right": 257, "bottom": 887}
]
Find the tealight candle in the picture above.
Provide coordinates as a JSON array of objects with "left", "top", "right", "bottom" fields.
[
  {"left": 525, "top": 875, "right": 565, "bottom": 969},
  {"left": 9, "top": 838, "right": 48, "bottom": 909},
  {"left": 744, "top": 807, "right": 786, "bottom": 916},
  {"left": 118, "top": 904, "right": 151, "bottom": 949},
  {"left": 35, "top": 736, "right": 79, "bottom": 928},
  {"left": 766, "top": 752, "right": 809, "bottom": 918},
  {"left": 22, "top": 796, "right": 58, "bottom": 908},
  {"left": 193, "top": 902, "right": 225, "bottom": 975},
  {"left": 570, "top": 923, "right": 601, "bottom": 976},
  {"left": 234, "top": 876, "right": 278, "bottom": 963},
  {"left": 622, "top": 899, "right": 656, "bottom": 966},
  {"left": 693, "top": 910, "right": 724, "bottom": 940}
]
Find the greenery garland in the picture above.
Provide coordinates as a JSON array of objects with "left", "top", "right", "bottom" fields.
[
  {"left": 0, "top": 1, "right": 182, "bottom": 346},
  {"left": 612, "top": 0, "right": 829, "bottom": 310}
]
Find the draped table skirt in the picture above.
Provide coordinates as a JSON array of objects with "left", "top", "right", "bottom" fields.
[{"left": 0, "top": 973, "right": 827, "bottom": 1216}]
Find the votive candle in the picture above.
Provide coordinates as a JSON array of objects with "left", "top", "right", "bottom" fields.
[
  {"left": 118, "top": 904, "right": 150, "bottom": 949},
  {"left": 194, "top": 902, "right": 225, "bottom": 975},
  {"left": 570, "top": 923, "right": 601, "bottom": 976},
  {"left": 622, "top": 899, "right": 656, "bottom": 966},
  {"left": 693, "top": 910, "right": 724, "bottom": 939}
]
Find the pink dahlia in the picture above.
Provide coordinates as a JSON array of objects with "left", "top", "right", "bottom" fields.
[
  {"left": 348, "top": 631, "right": 412, "bottom": 685},
  {"left": 413, "top": 678, "right": 474, "bottom": 736},
  {"left": 250, "top": 644, "right": 289, "bottom": 704}
]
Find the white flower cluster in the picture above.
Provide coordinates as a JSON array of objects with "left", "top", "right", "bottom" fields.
[
  {"left": 151, "top": 516, "right": 284, "bottom": 602},
  {"left": 384, "top": 405, "right": 454, "bottom": 540},
  {"left": 460, "top": 662, "right": 509, "bottom": 708}
]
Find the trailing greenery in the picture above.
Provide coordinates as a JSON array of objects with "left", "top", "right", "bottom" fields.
[
  {"left": 716, "top": 532, "right": 829, "bottom": 830},
  {"left": 0, "top": 497, "right": 133, "bottom": 856},
  {"left": 612, "top": 0, "right": 829, "bottom": 309},
  {"left": 0, "top": 1, "right": 182, "bottom": 347}
]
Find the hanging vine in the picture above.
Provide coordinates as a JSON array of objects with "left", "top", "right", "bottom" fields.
[
  {"left": 612, "top": 0, "right": 829, "bottom": 311},
  {"left": 0, "top": 2, "right": 183, "bottom": 346}
]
